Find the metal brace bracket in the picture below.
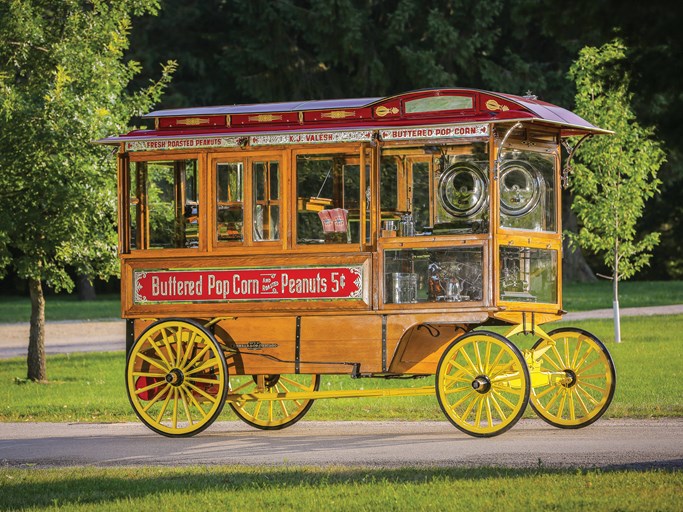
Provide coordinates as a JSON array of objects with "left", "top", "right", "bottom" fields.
[
  {"left": 561, "top": 133, "right": 592, "bottom": 189},
  {"left": 493, "top": 122, "right": 524, "bottom": 180}
]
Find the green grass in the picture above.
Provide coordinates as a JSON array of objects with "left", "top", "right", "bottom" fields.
[
  {"left": 0, "top": 466, "right": 681, "bottom": 511},
  {"left": 562, "top": 280, "right": 683, "bottom": 311},
  {"left": 0, "top": 294, "right": 120, "bottom": 323},
  {"left": 1, "top": 315, "right": 682, "bottom": 422},
  {"left": 0, "top": 280, "right": 682, "bottom": 324}
]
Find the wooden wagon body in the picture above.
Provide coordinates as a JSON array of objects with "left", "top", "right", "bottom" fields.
[{"left": 100, "top": 88, "right": 615, "bottom": 437}]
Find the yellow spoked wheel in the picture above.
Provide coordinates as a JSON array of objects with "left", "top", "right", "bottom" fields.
[
  {"left": 530, "top": 327, "right": 616, "bottom": 428},
  {"left": 436, "top": 331, "right": 530, "bottom": 437},
  {"left": 126, "top": 319, "right": 228, "bottom": 437},
  {"left": 228, "top": 374, "right": 320, "bottom": 430}
]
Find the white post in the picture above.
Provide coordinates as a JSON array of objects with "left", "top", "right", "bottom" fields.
[{"left": 613, "top": 299, "right": 621, "bottom": 343}]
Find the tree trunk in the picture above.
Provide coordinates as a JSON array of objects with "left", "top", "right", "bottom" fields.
[
  {"left": 562, "top": 190, "right": 597, "bottom": 283},
  {"left": 76, "top": 274, "right": 97, "bottom": 301},
  {"left": 27, "top": 278, "right": 47, "bottom": 382}
]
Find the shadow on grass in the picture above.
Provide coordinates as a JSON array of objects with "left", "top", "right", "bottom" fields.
[{"left": 2, "top": 464, "right": 682, "bottom": 510}]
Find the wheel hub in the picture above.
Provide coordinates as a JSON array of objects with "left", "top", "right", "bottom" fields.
[
  {"left": 471, "top": 375, "right": 491, "bottom": 394},
  {"left": 561, "top": 369, "right": 577, "bottom": 388},
  {"left": 165, "top": 368, "right": 184, "bottom": 387}
]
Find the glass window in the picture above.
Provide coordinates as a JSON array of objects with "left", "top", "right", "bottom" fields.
[
  {"left": 384, "top": 247, "right": 483, "bottom": 304},
  {"left": 216, "top": 162, "right": 244, "bottom": 242},
  {"left": 296, "top": 154, "right": 361, "bottom": 245},
  {"left": 404, "top": 96, "right": 473, "bottom": 114},
  {"left": 131, "top": 159, "right": 199, "bottom": 249},
  {"left": 380, "top": 144, "right": 488, "bottom": 236},
  {"left": 499, "top": 150, "right": 556, "bottom": 232},
  {"left": 128, "top": 169, "right": 139, "bottom": 250},
  {"left": 499, "top": 246, "right": 557, "bottom": 304},
  {"left": 253, "top": 160, "right": 280, "bottom": 241}
]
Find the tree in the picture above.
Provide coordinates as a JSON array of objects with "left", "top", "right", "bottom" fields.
[
  {"left": 0, "top": 0, "right": 175, "bottom": 381},
  {"left": 568, "top": 39, "right": 665, "bottom": 342}
]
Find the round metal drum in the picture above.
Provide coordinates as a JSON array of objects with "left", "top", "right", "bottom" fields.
[
  {"left": 438, "top": 162, "right": 487, "bottom": 218},
  {"left": 499, "top": 160, "right": 542, "bottom": 216}
]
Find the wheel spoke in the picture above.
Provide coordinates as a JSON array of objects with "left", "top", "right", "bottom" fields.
[
  {"left": 185, "top": 381, "right": 219, "bottom": 404},
  {"left": 576, "top": 383, "right": 600, "bottom": 405},
  {"left": 179, "top": 386, "right": 193, "bottom": 426},
  {"left": 571, "top": 337, "right": 584, "bottom": 368},
  {"left": 147, "top": 339, "right": 172, "bottom": 371},
  {"left": 474, "top": 394, "right": 485, "bottom": 426},
  {"left": 184, "top": 344, "right": 212, "bottom": 372},
  {"left": 143, "top": 383, "right": 171, "bottom": 412},
  {"left": 461, "top": 393, "right": 481, "bottom": 423},
  {"left": 540, "top": 353, "right": 563, "bottom": 372},
  {"left": 490, "top": 388, "right": 516, "bottom": 410},
  {"left": 534, "top": 383, "right": 558, "bottom": 400},
  {"left": 132, "top": 371, "right": 166, "bottom": 378},
  {"left": 444, "top": 385, "right": 473, "bottom": 395},
  {"left": 134, "top": 379, "right": 166, "bottom": 396},
  {"left": 483, "top": 340, "right": 493, "bottom": 374},
  {"left": 550, "top": 343, "right": 566, "bottom": 368},
  {"left": 485, "top": 396, "right": 494, "bottom": 427},
  {"left": 458, "top": 348, "right": 478, "bottom": 375},
  {"left": 172, "top": 388, "right": 179, "bottom": 429},
  {"left": 489, "top": 393, "right": 508, "bottom": 422},
  {"left": 179, "top": 331, "right": 198, "bottom": 370},
  {"left": 576, "top": 358, "right": 605, "bottom": 377},
  {"left": 155, "top": 386, "right": 173, "bottom": 423},
  {"left": 135, "top": 352, "right": 168, "bottom": 373},
  {"left": 474, "top": 341, "right": 483, "bottom": 373},
  {"left": 185, "top": 357, "right": 220, "bottom": 376},
  {"left": 174, "top": 327, "right": 184, "bottom": 367},
  {"left": 573, "top": 387, "right": 591, "bottom": 415}
]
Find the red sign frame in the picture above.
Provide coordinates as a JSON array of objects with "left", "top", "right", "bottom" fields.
[{"left": 134, "top": 266, "right": 364, "bottom": 304}]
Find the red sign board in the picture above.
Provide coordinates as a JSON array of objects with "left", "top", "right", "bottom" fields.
[{"left": 134, "top": 266, "right": 363, "bottom": 304}]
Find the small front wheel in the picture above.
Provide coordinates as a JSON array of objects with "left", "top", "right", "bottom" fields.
[
  {"left": 529, "top": 327, "right": 616, "bottom": 428},
  {"left": 126, "top": 319, "right": 228, "bottom": 437},
  {"left": 436, "top": 331, "right": 530, "bottom": 437}
]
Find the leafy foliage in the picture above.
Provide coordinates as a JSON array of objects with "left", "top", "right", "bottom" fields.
[
  {"left": 568, "top": 39, "right": 665, "bottom": 281},
  {"left": 0, "top": 0, "right": 176, "bottom": 292}
]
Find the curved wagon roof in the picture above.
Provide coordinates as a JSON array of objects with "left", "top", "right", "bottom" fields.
[{"left": 99, "top": 87, "right": 609, "bottom": 145}]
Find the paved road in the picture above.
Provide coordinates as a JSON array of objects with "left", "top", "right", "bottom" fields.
[
  {"left": 1, "top": 418, "right": 681, "bottom": 469},
  {"left": 2, "top": 304, "right": 683, "bottom": 359}
]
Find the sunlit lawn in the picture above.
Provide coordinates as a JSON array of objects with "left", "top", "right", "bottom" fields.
[{"left": 0, "top": 466, "right": 681, "bottom": 512}]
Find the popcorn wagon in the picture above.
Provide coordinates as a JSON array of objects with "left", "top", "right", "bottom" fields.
[{"left": 99, "top": 88, "right": 616, "bottom": 437}]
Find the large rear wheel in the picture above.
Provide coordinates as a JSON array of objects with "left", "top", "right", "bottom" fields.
[{"left": 126, "top": 319, "right": 228, "bottom": 437}]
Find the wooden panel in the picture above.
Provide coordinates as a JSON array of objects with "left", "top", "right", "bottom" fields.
[
  {"left": 388, "top": 323, "right": 468, "bottom": 374},
  {"left": 214, "top": 317, "right": 297, "bottom": 375},
  {"left": 299, "top": 315, "right": 382, "bottom": 373}
]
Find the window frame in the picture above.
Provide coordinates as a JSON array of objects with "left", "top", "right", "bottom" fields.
[
  {"left": 124, "top": 151, "right": 205, "bottom": 254},
  {"left": 291, "top": 145, "right": 367, "bottom": 253}
]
